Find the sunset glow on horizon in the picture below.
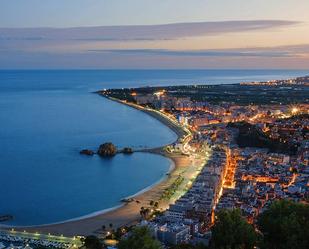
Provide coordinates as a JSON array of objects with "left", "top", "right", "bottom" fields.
[{"left": 1, "top": 0, "right": 309, "bottom": 69}]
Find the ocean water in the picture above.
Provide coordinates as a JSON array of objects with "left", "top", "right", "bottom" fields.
[{"left": 0, "top": 69, "right": 308, "bottom": 226}]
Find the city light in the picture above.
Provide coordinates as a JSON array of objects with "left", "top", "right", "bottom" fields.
[
  {"left": 291, "top": 107, "right": 299, "bottom": 114},
  {"left": 154, "top": 90, "right": 165, "bottom": 97},
  {"left": 97, "top": 77, "right": 308, "bottom": 245}
]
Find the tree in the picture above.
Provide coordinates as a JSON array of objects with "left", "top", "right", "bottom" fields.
[
  {"left": 140, "top": 207, "right": 145, "bottom": 218},
  {"left": 170, "top": 244, "right": 208, "bottom": 249},
  {"left": 34, "top": 247, "right": 51, "bottom": 249},
  {"left": 84, "top": 235, "right": 104, "bottom": 249},
  {"left": 257, "top": 200, "right": 309, "bottom": 249},
  {"left": 140, "top": 207, "right": 151, "bottom": 219},
  {"left": 154, "top": 201, "right": 159, "bottom": 208},
  {"left": 211, "top": 209, "right": 257, "bottom": 249},
  {"left": 117, "top": 226, "right": 162, "bottom": 249}
]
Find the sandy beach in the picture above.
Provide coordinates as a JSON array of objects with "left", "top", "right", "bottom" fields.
[
  {"left": 12, "top": 154, "right": 190, "bottom": 237},
  {"left": 6, "top": 96, "right": 191, "bottom": 237}
]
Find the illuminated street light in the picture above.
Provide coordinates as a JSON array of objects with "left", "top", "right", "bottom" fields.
[{"left": 291, "top": 107, "right": 299, "bottom": 114}]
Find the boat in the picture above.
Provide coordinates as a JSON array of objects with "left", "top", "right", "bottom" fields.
[
  {"left": 121, "top": 198, "right": 134, "bottom": 203},
  {"left": 0, "top": 214, "right": 13, "bottom": 222},
  {"left": 0, "top": 242, "right": 6, "bottom": 249}
]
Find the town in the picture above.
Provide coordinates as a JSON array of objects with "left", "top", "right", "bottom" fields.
[
  {"left": 3, "top": 1, "right": 309, "bottom": 248},
  {"left": 1, "top": 76, "right": 308, "bottom": 249},
  {"left": 99, "top": 75, "right": 309, "bottom": 248}
]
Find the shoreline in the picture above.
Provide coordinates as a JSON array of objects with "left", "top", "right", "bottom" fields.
[
  {"left": 101, "top": 95, "right": 188, "bottom": 143},
  {"left": 0, "top": 155, "right": 175, "bottom": 230},
  {"left": 2, "top": 96, "right": 190, "bottom": 236}
]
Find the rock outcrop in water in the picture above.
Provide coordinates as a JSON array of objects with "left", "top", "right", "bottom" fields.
[
  {"left": 97, "top": 142, "right": 117, "bottom": 157},
  {"left": 122, "top": 147, "right": 133, "bottom": 154},
  {"left": 0, "top": 214, "right": 13, "bottom": 222},
  {"left": 80, "top": 143, "right": 134, "bottom": 157},
  {"left": 80, "top": 149, "right": 95, "bottom": 156}
]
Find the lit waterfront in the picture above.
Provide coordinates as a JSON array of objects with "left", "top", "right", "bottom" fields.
[
  {"left": 1, "top": 71, "right": 308, "bottom": 242},
  {"left": 101, "top": 76, "right": 308, "bottom": 244},
  {"left": 0, "top": 229, "right": 82, "bottom": 248}
]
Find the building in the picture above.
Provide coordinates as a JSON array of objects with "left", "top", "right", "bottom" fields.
[{"left": 156, "top": 223, "right": 190, "bottom": 245}]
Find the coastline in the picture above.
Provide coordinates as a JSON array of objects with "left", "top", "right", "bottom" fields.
[
  {"left": 3, "top": 95, "right": 190, "bottom": 236},
  {"left": 102, "top": 95, "right": 188, "bottom": 143}
]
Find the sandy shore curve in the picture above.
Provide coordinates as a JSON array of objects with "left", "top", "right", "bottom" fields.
[{"left": 2, "top": 96, "right": 190, "bottom": 236}]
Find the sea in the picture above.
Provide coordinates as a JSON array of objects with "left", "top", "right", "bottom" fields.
[{"left": 0, "top": 69, "right": 308, "bottom": 226}]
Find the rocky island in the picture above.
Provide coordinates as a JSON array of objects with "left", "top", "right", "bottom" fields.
[
  {"left": 79, "top": 149, "right": 95, "bottom": 156},
  {"left": 97, "top": 142, "right": 117, "bottom": 157},
  {"left": 80, "top": 143, "right": 134, "bottom": 157},
  {"left": 122, "top": 147, "right": 133, "bottom": 154}
]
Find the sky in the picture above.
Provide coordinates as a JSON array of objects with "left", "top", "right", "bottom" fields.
[{"left": 1, "top": 0, "right": 309, "bottom": 69}]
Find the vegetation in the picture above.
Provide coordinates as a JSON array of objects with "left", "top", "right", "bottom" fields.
[
  {"left": 257, "top": 200, "right": 309, "bottom": 249},
  {"left": 211, "top": 209, "right": 257, "bottom": 249},
  {"left": 33, "top": 247, "right": 56, "bottom": 249},
  {"left": 228, "top": 122, "right": 298, "bottom": 155},
  {"left": 170, "top": 244, "right": 208, "bottom": 249},
  {"left": 140, "top": 206, "right": 151, "bottom": 219},
  {"left": 149, "top": 200, "right": 159, "bottom": 208},
  {"left": 204, "top": 201, "right": 309, "bottom": 249},
  {"left": 100, "top": 83, "right": 309, "bottom": 106},
  {"left": 97, "top": 142, "right": 117, "bottom": 157},
  {"left": 105, "top": 201, "right": 308, "bottom": 249},
  {"left": 117, "top": 226, "right": 162, "bottom": 249},
  {"left": 160, "top": 175, "right": 184, "bottom": 200},
  {"left": 279, "top": 113, "right": 309, "bottom": 121},
  {"left": 83, "top": 235, "right": 105, "bottom": 249},
  {"left": 114, "top": 226, "right": 130, "bottom": 240},
  {"left": 139, "top": 202, "right": 162, "bottom": 220},
  {"left": 99, "top": 89, "right": 136, "bottom": 103}
]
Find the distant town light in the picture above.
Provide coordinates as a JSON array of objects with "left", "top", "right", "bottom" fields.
[
  {"left": 154, "top": 90, "right": 165, "bottom": 97},
  {"left": 291, "top": 107, "right": 299, "bottom": 114}
]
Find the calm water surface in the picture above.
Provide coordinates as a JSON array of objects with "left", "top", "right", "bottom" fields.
[{"left": 0, "top": 70, "right": 308, "bottom": 226}]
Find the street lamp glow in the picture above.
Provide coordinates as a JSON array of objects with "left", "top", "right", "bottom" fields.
[{"left": 291, "top": 107, "right": 299, "bottom": 114}]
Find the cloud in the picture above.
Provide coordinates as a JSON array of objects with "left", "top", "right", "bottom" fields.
[
  {"left": 0, "top": 20, "right": 307, "bottom": 69},
  {"left": 1, "top": 45, "right": 309, "bottom": 69},
  {"left": 1, "top": 44, "right": 309, "bottom": 70},
  {"left": 0, "top": 20, "right": 299, "bottom": 42}
]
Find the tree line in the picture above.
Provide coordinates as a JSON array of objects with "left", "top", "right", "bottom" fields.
[{"left": 82, "top": 200, "right": 309, "bottom": 249}]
